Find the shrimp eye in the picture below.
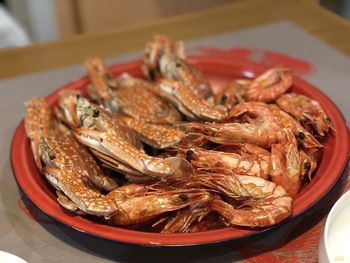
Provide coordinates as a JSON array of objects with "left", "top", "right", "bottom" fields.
[
  {"left": 298, "top": 132, "right": 305, "bottom": 140},
  {"left": 175, "top": 62, "right": 181, "bottom": 68},
  {"left": 185, "top": 150, "right": 194, "bottom": 158},
  {"left": 221, "top": 94, "right": 228, "bottom": 103},
  {"left": 93, "top": 109, "right": 100, "bottom": 118},
  {"left": 304, "top": 162, "right": 311, "bottom": 171},
  {"left": 179, "top": 194, "right": 188, "bottom": 201},
  {"left": 294, "top": 131, "right": 305, "bottom": 140},
  {"left": 326, "top": 117, "right": 331, "bottom": 123}
]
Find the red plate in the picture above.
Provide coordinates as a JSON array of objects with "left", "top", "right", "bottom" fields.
[{"left": 11, "top": 57, "right": 350, "bottom": 246}]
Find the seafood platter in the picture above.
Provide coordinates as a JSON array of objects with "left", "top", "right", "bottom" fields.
[{"left": 11, "top": 35, "right": 349, "bottom": 246}]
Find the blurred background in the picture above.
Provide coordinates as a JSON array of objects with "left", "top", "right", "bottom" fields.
[{"left": 0, "top": 0, "right": 349, "bottom": 49}]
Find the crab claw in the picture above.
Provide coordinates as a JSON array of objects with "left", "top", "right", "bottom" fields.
[
  {"left": 57, "top": 90, "right": 81, "bottom": 127},
  {"left": 72, "top": 128, "right": 173, "bottom": 177},
  {"left": 44, "top": 167, "right": 117, "bottom": 217}
]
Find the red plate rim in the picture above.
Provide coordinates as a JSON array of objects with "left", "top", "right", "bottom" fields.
[{"left": 11, "top": 56, "right": 350, "bottom": 246}]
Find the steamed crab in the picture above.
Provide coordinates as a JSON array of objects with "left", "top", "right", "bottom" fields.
[
  {"left": 56, "top": 92, "right": 193, "bottom": 182},
  {"left": 85, "top": 56, "right": 182, "bottom": 124},
  {"left": 25, "top": 98, "right": 118, "bottom": 216}
]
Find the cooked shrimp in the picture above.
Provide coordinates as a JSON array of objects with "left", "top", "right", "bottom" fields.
[
  {"left": 179, "top": 147, "right": 270, "bottom": 180},
  {"left": 276, "top": 93, "right": 333, "bottom": 136},
  {"left": 110, "top": 189, "right": 211, "bottom": 226},
  {"left": 244, "top": 68, "right": 293, "bottom": 102},
  {"left": 269, "top": 104, "right": 322, "bottom": 150},
  {"left": 210, "top": 197, "right": 291, "bottom": 228},
  {"left": 270, "top": 129, "right": 302, "bottom": 197},
  {"left": 193, "top": 173, "right": 292, "bottom": 227},
  {"left": 183, "top": 102, "right": 282, "bottom": 148}
]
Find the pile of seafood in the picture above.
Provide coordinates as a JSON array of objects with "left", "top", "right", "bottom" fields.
[{"left": 24, "top": 35, "right": 332, "bottom": 233}]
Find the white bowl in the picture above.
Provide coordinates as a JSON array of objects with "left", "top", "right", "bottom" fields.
[
  {"left": 319, "top": 189, "right": 350, "bottom": 263},
  {"left": 0, "top": 251, "right": 27, "bottom": 263}
]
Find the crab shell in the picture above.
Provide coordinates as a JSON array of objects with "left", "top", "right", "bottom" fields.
[
  {"left": 25, "top": 97, "right": 119, "bottom": 217},
  {"left": 109, "top": 75, "right": 182, "bottom": 124}
]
